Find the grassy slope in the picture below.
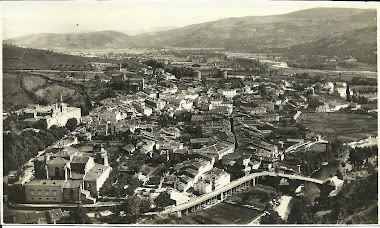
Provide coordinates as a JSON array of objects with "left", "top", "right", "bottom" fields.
[
  {"left": 3, "top": 73, "right": 35, "bottom": 112},
  {"left": 3, "top": 44, "right": 91, "bottom": 70}
]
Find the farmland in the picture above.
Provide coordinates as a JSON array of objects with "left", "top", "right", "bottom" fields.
[
  {"left": 176, "top": 202, "right": 262, "bottom": 224},
  {"left": 299, "top": 112, "right": 378, "bottom": 142}
]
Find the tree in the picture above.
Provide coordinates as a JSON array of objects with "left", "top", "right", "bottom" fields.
[
  {"left": 125, "top": 178, "right": 141, "bottom": 196},
  {"left": 287, "top": 196, "right": 312, "bottom": 224},
  {"left": 154, "top": 192, "right": 173, "bottom": 209},
  {"left": 59, "top": 206, "right": 91, "bottom": 224},
  {"left": 336, "top": 169, "right": 344, "bottom": 180},
  {"left": 260, "top": 209, "right": 284, "bottom": 224},
  {"left": 118, "top": 197, "right": 142, "bottom": 222},
  {"left": 35, "top": 119, "right": 47, "bottom": 130},
  {"left": 346, "top": 85, "right": 351, "bottom": 102},
  {"left": 140, "top": 199, "right": 152, "bottom": 214},
  {"left": 66, "top": 118, "right": 78, "bottom": 131}
]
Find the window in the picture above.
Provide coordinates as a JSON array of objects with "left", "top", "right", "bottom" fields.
[
  {"left": 53, "top": 190, "right": 57, "bottom": 196},
  {"left": 54, "top": 198, "right": 57, "bottom": 200},
  {"left": 30, "top": 190, "right": 34, "bottom": 196},
  {"left": 38, "top": 190, "right": 42, "bottom": 196},
  {"left": 45, "top": 190, "right": 49, "bottom": 196}
]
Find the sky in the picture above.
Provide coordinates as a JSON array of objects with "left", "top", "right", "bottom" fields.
[{"left": 1, "top": 0, "right": 378, "bottom": 39}]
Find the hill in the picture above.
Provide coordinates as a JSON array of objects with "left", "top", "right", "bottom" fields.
[
  {"left": 3, "top": 8, "right": 377, "bottom": 63},
  {"left": 283, "top": 26, "right": 377, "bottom": 64},
  {"left": 4, "top": 30, "right": 135, "bottom": 51},
  {"left": 134, "top": 8, "right": 376, "bottom": 52},
  {"left": 2, "top": 44, "right": 93, "bottom": 70}
]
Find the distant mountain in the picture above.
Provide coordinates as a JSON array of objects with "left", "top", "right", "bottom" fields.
[
  {"left": 3, "top": 7, "right": 377, "bottom": 62},
  {"left": 4, "top": 30, "right": 135, "bottom": 51},
  {"left": 119, "top": 26, "right": 178, "bottom": 36},
  {"left": 134, "top": 7, "right": 376, "bottom": 52},
  {"left": 284, "top": 26, "right": 377, "bottom": 64}
]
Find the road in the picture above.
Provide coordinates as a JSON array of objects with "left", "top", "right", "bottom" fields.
[{"left": 162, "top": 171, "right": 324, "bottom": 214}]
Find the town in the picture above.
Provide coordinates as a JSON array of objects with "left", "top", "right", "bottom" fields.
[{"left": 2, "top": 4, "right": 378, "bottom": 225}]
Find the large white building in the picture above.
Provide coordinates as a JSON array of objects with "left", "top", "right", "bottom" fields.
[{"left": 23, "top": 101, "right": 81, "bottom": 129}]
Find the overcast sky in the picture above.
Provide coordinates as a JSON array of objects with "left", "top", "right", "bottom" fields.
[{"left": 1, "top": 0, "right": 377, "bottom": 39}]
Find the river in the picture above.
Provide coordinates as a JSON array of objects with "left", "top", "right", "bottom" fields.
[{"left": 303, "top": 152, "right": 352, "bottom": 204}]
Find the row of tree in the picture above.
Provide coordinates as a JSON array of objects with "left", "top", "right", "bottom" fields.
[
  {"left": 298, "top": 140, "right": 344, "bottom": 176},
  {"left": 3, "top": 119, "right": 77, "bottom": 175}
]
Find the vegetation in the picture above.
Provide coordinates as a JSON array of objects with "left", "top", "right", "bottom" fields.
[
  {"left": 65, "top": 118, "right": 78, "bottom": 131},
  {"left": 154, "top": 192, "right": 174, "bottom": 209},
  {"left": 58, "top": 206, "right": 91, "bottom": 224},
  {"left": 260, "top": 209, "right": 284, "bottom": 224},
  {"left": 3, "top": 126, "right": 69, "bottom": 175},
  {"left": 299, "top": 140, "right": 344, "bottom": 176},
  {"left": 287, "top": 196, "right": 313, "bottom": 224},
  {"left": 349, "top": 146, "right": 377, "bottom": 171},
  {"left": 312, "top": 172, "right": 378, "bottom": 224}
]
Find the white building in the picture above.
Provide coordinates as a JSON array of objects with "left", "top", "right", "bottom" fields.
[{"left": 23, "top": 102, "right": 81, "bottom": 129}]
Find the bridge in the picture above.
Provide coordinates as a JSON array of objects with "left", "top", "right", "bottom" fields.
[
  {"left": 285, "top": 140, "right": 329, "bottom": 154},
  {"left": 162, "top": 171, "right": 327, "bottom": 218}
]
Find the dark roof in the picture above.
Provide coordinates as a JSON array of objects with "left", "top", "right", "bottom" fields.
[
  {"left": 13, "top": 211, "right": 46, "bottom": 224},
  {"left": 46, "top": 157, "right": 69, "bottom": 165},
  {"left": 45, "top": 209, "right": 64, "bottom": 222},
  {"left": 64, "top": 180, "right": 83, "bottom": 189},
  {"left": 71, "top": 156, "right": 91, "bottom": 164}
]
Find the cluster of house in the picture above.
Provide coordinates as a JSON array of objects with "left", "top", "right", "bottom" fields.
[
  {"left": 13, "top": 59, "right": 346, "bottom": 209},
  {"left": 308, "top": 81, "right": 364, "bottom": 113}
]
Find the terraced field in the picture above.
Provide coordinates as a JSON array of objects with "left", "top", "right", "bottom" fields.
[{"left": 299, "top": 112, "right": 378, "bottom": 142}]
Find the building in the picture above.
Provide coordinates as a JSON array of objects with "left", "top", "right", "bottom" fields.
[
  {"left": 173, "top": 158, "right": 214, "bottom": 192},
  {"left": 259, "top": 113, "right": 280, "bottom": 122},
  {"left": 250, "top": 107, "right": 267, "bottom": 115},
  {"left": 195, "top": 142, "right": 235, "bottom": 160},
  {"left": 217, "top": 89, "right": 238, "bottom": 98},
  {"left": 23, "top": 101, "right": 81, "bottom": 129},
  {"left": 112, "top": 75, "right": 145, "bottom": 91},
  {"left": 25, "top": 145, "right": 111, "bottom": 204},
  {"left": 145, "top": 98, "right": 166, "bottom": 110},
  {"left": 194, "top": 168, "right": 231, "bottom": 194}
]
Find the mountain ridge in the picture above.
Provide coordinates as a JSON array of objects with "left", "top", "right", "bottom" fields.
[{"left": 3, "top": 7, "right": 377, "bottom": 62}]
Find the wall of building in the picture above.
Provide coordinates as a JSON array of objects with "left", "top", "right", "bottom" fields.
[{"left": 25, "top": 185, "right": 63, "bottom": 203}]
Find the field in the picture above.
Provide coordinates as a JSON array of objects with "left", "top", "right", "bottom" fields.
[
  {"left": 3, "top": 44, "right": 89, "bottom": 70},
  {"left": 3, "top": 73, "right": 34, "bottom": 112},
  {"left": 299, "top": 112, "right": 378, "bottom": 142},
  {"left": 21, "top": 75, "right": 46, "bottom": 91},
  {"left": 176, "top": 202, "right": 262, "bottom": 224}
]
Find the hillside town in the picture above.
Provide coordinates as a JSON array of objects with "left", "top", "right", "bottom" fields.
[
  {"left": 2, "top": 3, "right": 378, "bottom": 225},
  {"left": 3, "top": 48, "right": 378, "bottom": 224}
]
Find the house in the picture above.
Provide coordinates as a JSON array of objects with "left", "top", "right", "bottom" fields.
[
  {"left": 133, "top": 102, "right": 152, "bottom": 116},
  {"left": 12, "top": 209, "right": 67, "bottom": 224},
  {"left": 123, "top": 144, "right": 136, "bottom": 155},
  {"left": 194, "top": 168, "right": 230, "bottom": 194},
  {"left": 145, "top": 98, "right": 166, "bottom": 110},
  {"left": 259, "top": 113, "right": 280, "bottom": 122},
  {"left": 306, "top": 132, "right": 322, "bottom": 141},
  {"left": 259, "top": 101, "right": 275, "bottom": 111},
  {"left": 250, "top": 107, "right": 267, "bottom": 115},
  {"left": 218, "top": 88, "right": 238, "bottom": 98},
  {"left": 195, "top": 141, "right": 235, "bottom": 160}
]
